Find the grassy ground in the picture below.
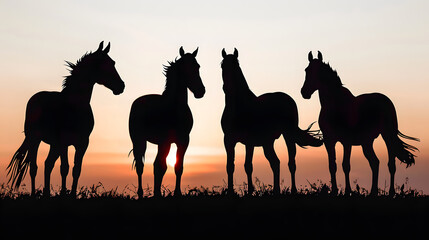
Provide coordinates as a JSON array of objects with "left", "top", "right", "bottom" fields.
[{"left": 0, "top": 182, "right": 428, "bottom": 238}]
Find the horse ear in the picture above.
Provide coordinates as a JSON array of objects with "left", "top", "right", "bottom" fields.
[
  {"left": 222, "top": 48, "right": 227, "bottom": 58},
  {"left": 179, "top": 46, "right": 185, "bottom": 57},
  {"left": 192, "top": 47, "right": 199, "bottom": 57},
  {"left": 97, "top": 41, "right": 104, "bottom": 52},
  {"left": 103, "top": 42, "right": 110, "bottom": 54},
  {"left": 317, "top": 51, "right": 323, "bottom": 61},
  {"left": 233, "top": 48, "right": 238, "bottom": 58},
  {"left": 308, "top": 51, "right": 313, "bottom": 62}
]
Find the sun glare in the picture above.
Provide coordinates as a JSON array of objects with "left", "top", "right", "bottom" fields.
[{"left": 166, "top": 145, "right": 177, "bottom": 167}]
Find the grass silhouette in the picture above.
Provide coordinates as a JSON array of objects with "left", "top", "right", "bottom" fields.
[
  {"left": 0, "top": 181, "right": 427, "bottom": 238},
  {"left": 0, "top": 179, "right": 424, "bottom": 200}
]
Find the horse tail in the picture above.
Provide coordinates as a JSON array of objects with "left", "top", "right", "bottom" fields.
[
  {"left": 7, "top": 137, "right": 31, "bottom": 189},
  {"left": 386, "top": 131, "right": 419, "bottom": 168},
  {"left": 293, "top": 122, "right": 323, "bottom": 148}
]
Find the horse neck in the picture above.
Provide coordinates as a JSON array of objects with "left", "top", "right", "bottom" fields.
[
  {"left": 61, "top": 74, "right": 95, "bottom": 105},
  {"left": 223, "top": 66, "right": 256, "bottom": 105},
  {"left": 162, "top": 72, "right": 188, "bottom": 106},
  {"left": 318, "top": 83, "right": 354, "bottom": 108}
]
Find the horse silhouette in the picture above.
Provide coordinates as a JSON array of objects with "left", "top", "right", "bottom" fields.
[
  {"left": 129, "top": 47, "right": 205, "bottom": 198},
  {"left": 7, "top": 41, "right": 125, "bottom": 197},
  {"left": 301, "top": 51, "right": 419, "bottom": 196},
  {"left": 221, "top": 48, "right": 322, "bottom": 195}
]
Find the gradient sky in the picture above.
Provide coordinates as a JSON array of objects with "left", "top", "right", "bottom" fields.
[{"left": 1, "top": 0, "right": 428, "bottom": 194}]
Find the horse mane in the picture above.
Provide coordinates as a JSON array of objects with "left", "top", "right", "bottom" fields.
[
  {"left": 235, "top": 64, "right": 253, "bottom": 92},
  {"left": 162, "top": 57, "right": 181, "bottom": 93},
  {"left": 62, "top": 51, "right": 93, "bottom": 89},
  {"left": 322, "top": 62, "right": 343, "bottom": 87}
]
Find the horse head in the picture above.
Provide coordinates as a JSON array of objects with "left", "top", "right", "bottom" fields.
[
  {"left": 301, "top": 51, "right": 324, "bottom": 99},
  {"left": 178, "top": 46, "right": 205, "bottom": 99},
  {"left": 221, "top": 48, "right": 239, "bottom": 67},
  {"left": 220, "top": 48, "right": 241, "bottom": 93},
  {"left": 91, "top": 41, "right": 125, "bottom": 95}
]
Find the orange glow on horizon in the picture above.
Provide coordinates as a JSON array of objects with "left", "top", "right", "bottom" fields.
[{"left": 1, "top": 137, "right": 426, "bottom": 194}]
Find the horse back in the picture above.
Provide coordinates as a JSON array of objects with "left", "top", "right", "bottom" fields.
[
  {"left": 222, "top": 92, "right": 298, "bottom": 145},
  {"left": 320, "top": 92, "right": 397, "bottom": 144},
  {"left": 25, "top": 91, "right": 94, "bottom": 145}
]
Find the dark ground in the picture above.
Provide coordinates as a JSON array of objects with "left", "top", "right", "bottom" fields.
[{"left": 1, "top": 194, "right": 428, "bottom": 239}]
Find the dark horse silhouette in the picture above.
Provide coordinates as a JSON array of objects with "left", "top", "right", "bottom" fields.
[
  {"left": 129, "top": 47, "right": 205, "bottom": 198},
  {"left": 221, "top": 48, "right": 322, "bottom": 195},
  {"left": 7, "top": 42, "right": 125, "bottom": 197},
  {"left": 301, "top": 51, "right": 419, "bottom": 196}
]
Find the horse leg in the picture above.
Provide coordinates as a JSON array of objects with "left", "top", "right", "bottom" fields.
[
  {"left": 325, "top": 141, "right": 338, "bottom": 195},
  {"left": 284, "top": 136, "right": 297, "bottom": 194},
  {"left": 133, "top": 140, "right": 147, "bottom": 199},
  {"left": 244, "top": 145, "right": 254, "bottom": 195},
  {"left": 224, "top": 136, "right": 237, "bottom": 195},
  {"left": 342, "top": 144, "right": 352, "bottom": 195},
  {"left": 263, "top": 142, "right": 281, "bottom": 195},
  {"left": 153, "top": 143, "right": 170, "bottom": 197},
  {"left": 387, "top": 149, "right": 396, "bottom": 196},
  {"left": 60, "top": 147, "right": 69, "bottom": 195},
  {"left": 175, "top": 137, "right": 189, "bottom": 196},
  {"left": 44, "top": 145, "right": 61, "bottom": 197},
  {"left": 382, "top": 133, "right": 397, "bottom": 196},
  {"left": 362, "top": 141, "right": 379, "bottom": 196},
  {"left": 71, "top": 139, "right": 89, "bottom": 197},
  {"left": 28, "top": 139, "right": 41, "bottom": 196}
]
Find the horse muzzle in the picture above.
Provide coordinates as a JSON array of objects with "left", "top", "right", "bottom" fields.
[
  {"left": 193, "top": 87, "right": 206, "bottom": 99},
  {"left": 301, "top": 88, "right": 312, "bottom": 99},
  {"left": 113, "top": 82, "right": 125, "bottom": 95}
]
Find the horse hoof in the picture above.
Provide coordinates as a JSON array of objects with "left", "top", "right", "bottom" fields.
[
  {"left": 273, "top": 187, "right": 281, "bottom": 196},
  {"left": 344, "top": 188, "right": 352, "bottom": 196},
  {"left": 60, "top": 188, "right": 68, "bottom": 196},
  {"left": 43, "top": 188, "right": 51, "bottom": 198},
  {"left": 226, "top": 188, "right": 237, "bottom": 197},
  {"left": 174, "top": 190, "right": 182, "bottom": 197},
  {"left": 153, "top": 190, "right": 162, "bottom": 198},
  {"left": 137, "top": 189, "right": 144, "bottom": 199},
  {"left": 369, "top": 190, "right": 378, "bottom": 197},
  {"left": 247, "top": 185, "right": 254, "bottom": 195}
]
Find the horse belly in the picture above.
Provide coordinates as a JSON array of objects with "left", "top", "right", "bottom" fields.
[
  {"left": 24, "top": 92, "right": 61, "bottom": 142},
  {"left": 239, "top": 131, "right": 282, "bottom": 146},
  {"left": 320, "top": 107, "right": 381, "bottom": 145},
  {"left": 26, "top": 93, "right": 94, "bottom": 145},
  {"left": 130, "top": 96, "right": 193, "bottom": 144},
  {"left": 222, "top": 110, "right": 283, "bottom": 146},
  {"left": 61, "top": 108, "right": 94, "bottom": 144},
  {"left": 145, "top": 120, "right": 192, "bottom": 145}
]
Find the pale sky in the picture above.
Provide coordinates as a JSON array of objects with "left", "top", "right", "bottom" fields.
[{"left": 1, "top": 0, "right": 428, "bottom": 193}]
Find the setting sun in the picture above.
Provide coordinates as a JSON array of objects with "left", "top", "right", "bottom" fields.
[{"left": 167, "top": 145, "right": 177, "bottom": 168}]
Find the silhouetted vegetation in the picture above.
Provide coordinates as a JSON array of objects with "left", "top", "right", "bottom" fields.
[
  {"left": 0, "top": 179, "right": 424, "bottom": 200},
  {"left": 0, "top": 181, "right": 427, "bottom": 238}
]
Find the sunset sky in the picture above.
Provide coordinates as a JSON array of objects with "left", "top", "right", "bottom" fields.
[{"left": 1, "top": 1, "right": 428, "bottom": 194}]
